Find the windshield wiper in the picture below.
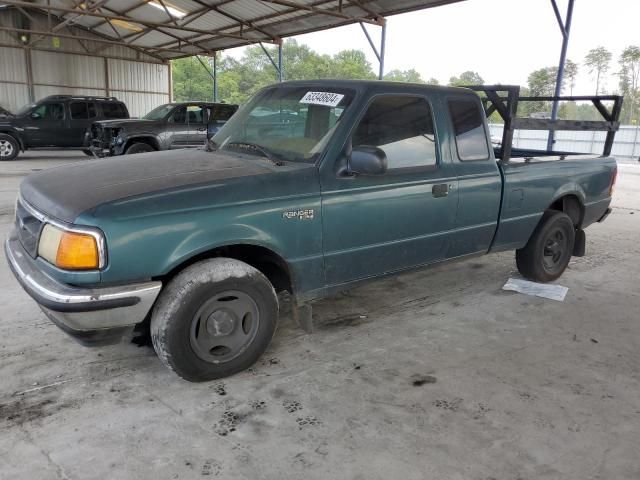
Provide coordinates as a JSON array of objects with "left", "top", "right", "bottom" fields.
[{"left": 224, "top": 142, "right": 285, "bottom": 166}]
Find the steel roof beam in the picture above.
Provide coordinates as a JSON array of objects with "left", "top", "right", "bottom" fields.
[
  {"left": 1, "top": 0, "right": 267, "bottom": 43},
  {"left": 0, "top": 25, "right": 201, "bottom": 56},
  {"left": 259, "top": 0, "right": 384, "bottom": 26}
]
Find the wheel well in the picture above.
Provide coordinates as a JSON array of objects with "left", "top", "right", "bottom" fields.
[
  {"left": 125, "top": 137, "right": 158, "bottom": 151},
  {"left": 160, "top": 244, "right": 293, "bottom": 295},
  {"left": 0, "top": 131, "right": 22, "bottom": 149},
  {"left": 547, "top": 194, "right": 583, "bottom": 228}
]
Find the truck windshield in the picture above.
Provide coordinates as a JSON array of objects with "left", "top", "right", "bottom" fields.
[
  {"left": 143, "top": 104, "right": 173, "bottom": 120},
  {"left": 212, "top": 86, "right": 354, "bottom": 163},
  {"left": 16, "top": 103, "right": 36, "bottom": 116}
]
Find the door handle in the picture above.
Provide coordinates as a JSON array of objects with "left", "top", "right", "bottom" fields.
[
  {"left": 432, "top": 184, "right": 449, "bottom": 198},
  {"left": 196, "top": 127, "right": 206, "bottom": 131}
]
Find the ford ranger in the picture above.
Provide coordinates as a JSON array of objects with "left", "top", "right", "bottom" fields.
[{"left": 5, "top": 81, "right": 620, "bottom": 381}]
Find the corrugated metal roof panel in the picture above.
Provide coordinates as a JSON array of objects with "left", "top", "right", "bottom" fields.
[{"left": 7, "top": 0, "right": 468, "bottom": 59}]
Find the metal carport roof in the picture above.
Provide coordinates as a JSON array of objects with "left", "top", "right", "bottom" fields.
[{"left": 0, "top": 0, "right": 466, "bottom": 60}]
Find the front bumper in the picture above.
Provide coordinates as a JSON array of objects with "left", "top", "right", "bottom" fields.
[{"left": 5, "top": 234, "right": 161, "bottom": 346}]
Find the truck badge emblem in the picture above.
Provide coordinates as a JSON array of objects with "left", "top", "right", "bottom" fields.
[{"left": 282, "top": 209, "right": 314, "bottom": 220}]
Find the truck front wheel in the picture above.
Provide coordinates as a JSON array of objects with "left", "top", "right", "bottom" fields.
[
  {"left": 516, "top": 210, "right": 575, "bottom": 282},
  {"left": 125, "top": 142, "right": 155, "bottom": 155},
  {"left": 0, "top": 133, "right": 19, "bottom": 161},
  {"left": 150, "top": 258, "right": 278, "bottom": 382}
]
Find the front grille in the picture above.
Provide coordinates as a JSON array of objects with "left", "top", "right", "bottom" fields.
[{"left": 15, "top": 200, "right": 44, "bottom": 258}]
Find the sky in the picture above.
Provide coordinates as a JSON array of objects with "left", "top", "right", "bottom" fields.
[{"left": 226, "top": 0, "right": 640, "bottom": 94}]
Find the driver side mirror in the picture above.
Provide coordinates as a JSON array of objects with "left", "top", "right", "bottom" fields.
[
  {"left": 348, "top": 145, "right": 387, "bottom": 176},
  {"left": 30, "top": 112, "right": 41, "bottom": 120}
]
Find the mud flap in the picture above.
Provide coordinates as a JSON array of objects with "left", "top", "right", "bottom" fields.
[
  {"left": 573, "top": 229, "right": 586, "bottom": 257},
  {"left": 292, "top": 303, "right": 314, "bottom": 333}
]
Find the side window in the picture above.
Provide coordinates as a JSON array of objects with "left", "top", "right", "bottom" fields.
[
  {"left": 186, "top": 105, "right": 205, "bottom": 125},
  {"left": 102, "top": 102, "right": 127, "bottom": 119},
  {"left": 170, "top": 107, "right": 187, "bottom": 124},
  {"left": 70, "top": 102, "right": 89, "bottom": 119},
  {"left": 210, "top": 105, "right": 235, "bottom": 123},
  {"left": 448, "top": 98, "right": 490, "bottom": 161},
  {"left": 88, "top": 102, "right": 97, "bottom": 118},
  {"left": 34, "top": 103, "right": 64, "bottom": 120},
  {"left": 352, "top": 96, "right": 437, "bottom": 169}
]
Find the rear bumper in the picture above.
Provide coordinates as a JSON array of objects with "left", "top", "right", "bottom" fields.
[
  {"left": 5, "top": 234, "right": 161, "bottom": 346},
  {"left": 597, "top": 207, "right": 612, "bottom": 223}
]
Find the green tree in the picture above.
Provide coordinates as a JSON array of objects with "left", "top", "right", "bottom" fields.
[
  {"left": 384, "top": 69, "right": 425, "bottom": 83},
  {"left": 584, "top": 46, "right": 612, "bottom": 94},
  {"left": 426, "top": 77, "right": 440, "bottom": 85},
  {"left": 171, "top": 56, "right": 216, "bottom": 102},
  {"left": 618, "top": 45, "right": 640, "bottom": 124},
  {"left": 564, "top": 59, "right": 578, "bottom": 95},
  {"left": 448, "top": 71, "right": 484, "bottom": 86},
  {"left": 329, "top": 50, "right": 376, "bottom": 79},
  {"left": 526, "top": 66, "right": 558, "bottom": 114}
]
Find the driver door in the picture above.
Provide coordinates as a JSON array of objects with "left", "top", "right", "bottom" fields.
[
  {"left": 23, "top": 102, "right": 67, "bottom": 147},
  {"left": 320, "top": 94, "right": 459, "bottom": 286},
  {"left": 167, "top": 106, "right": 191, "bottom": 148}
]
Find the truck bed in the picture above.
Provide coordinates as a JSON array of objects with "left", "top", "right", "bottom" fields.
[{"left": 491, "top": 154, "right": 616, "bottom": 253}]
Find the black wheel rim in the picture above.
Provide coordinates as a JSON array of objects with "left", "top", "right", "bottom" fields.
[
  {"left": 542, "top": 228, "right": 568, "bottom": 272},
  {"left": 189, "top": 290, "right": 260, "bottom": 364}
]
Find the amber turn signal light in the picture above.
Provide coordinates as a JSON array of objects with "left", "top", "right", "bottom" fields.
[{"left": 38, "top": 224, "right": 102, "bottom": 270}]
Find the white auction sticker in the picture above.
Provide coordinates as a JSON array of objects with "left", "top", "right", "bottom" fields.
[{"left": 299, "top": 91, "right": 345, "bottom": 107}]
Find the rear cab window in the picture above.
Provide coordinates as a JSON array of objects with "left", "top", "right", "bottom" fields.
[
  {"left": 352, "top": 95, "right": 438, "bottom": 169},
  {"left": 448, "top": 97, "right": 490, "bottom": 161},
  {"left": 101, "top": 102, "right": 127, "bottom": 119}
]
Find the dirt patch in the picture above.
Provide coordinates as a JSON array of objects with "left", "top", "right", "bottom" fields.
[
  {"left": 0, "top": 396, "right": 71, "bottom": 426},
  {"left": 319, "top": 313, "right": 369, "bottom": 329},
  {"left": 411, "top": 374, "right": 437, "bottom": 386}
]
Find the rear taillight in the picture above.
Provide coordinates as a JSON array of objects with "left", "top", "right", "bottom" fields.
[{"left": 609, "top": 167, "right": 618, "bottom": 196}]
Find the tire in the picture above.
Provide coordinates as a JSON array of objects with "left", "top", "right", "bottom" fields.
[
  {"left": 82, "top": 149, "right": 94, "bottom": 157},
  {"left": 125, "top": 142, "right": 155, "bottom": 155},
  {"left": 516, "top": 210, "right": 575, "bottom": 282},
  {"left": 0, "top": 133, "right": 19, "bottom": 161},
  {"left": 150, "top": 258, "right": 279, "bottom": 382}
]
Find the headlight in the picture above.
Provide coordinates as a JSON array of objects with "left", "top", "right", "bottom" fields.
[{"left": 38, "top": 223, "right": 105, "bottom": 270}]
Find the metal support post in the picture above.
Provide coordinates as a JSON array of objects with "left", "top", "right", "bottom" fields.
[
  {"left": 212, "top": 53, "right": 218, "bottom": 102},
  {"left": 277, "top": 42, "right": 283, "bottom": 82},
  {"left": 547, "top": 0, "right": 575, "bottom": 151},
  {"left": 195, "top": 54, "right": 218, "bottom": 101},
  {"left": 359, "top": 19, "right": 386, "bottom": 80},
  {"left": 259, "top": 42, "right": 282, "bottom": 81},
  {"left": 379, "top": 20, "right": 386, "bottom": 80}
]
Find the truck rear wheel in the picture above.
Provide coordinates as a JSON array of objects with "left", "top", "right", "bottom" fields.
[
  {"left": 0, "top": 133, "right": 19, "bottom": 161},
  {"left": 125, "top": 142, "right": 155, "bottom": 155},
  {"left": 150, "top": 258, "right": 278, "bottom": 382},
  {"left": 516, "top": 210, "right": 575, "bottom": 282}
]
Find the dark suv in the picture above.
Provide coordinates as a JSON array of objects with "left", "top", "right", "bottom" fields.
[
  {"left": 89, "top": 102, "right": 238, "bottom": 156},
  {"left": 0, "top": 95, "right": 129, "bottom": 161}
]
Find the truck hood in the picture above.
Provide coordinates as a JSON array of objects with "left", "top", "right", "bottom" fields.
[
  {"left": 20, "top": 148, "right": 280, "bottom": 223},
  {"left": 93, "top": 118, "right": 156, "bottom": 128}
]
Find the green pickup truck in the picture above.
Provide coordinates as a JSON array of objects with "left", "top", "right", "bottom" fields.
[{"left": 5, "top": 80, "right": 619, "bottom": 381}]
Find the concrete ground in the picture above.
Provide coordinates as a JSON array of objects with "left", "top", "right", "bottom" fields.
[{"left": 1, "top": 151, "right": 639, "bottom": 480}]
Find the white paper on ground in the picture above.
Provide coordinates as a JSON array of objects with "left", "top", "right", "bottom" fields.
[{"left": 502, "top": 277, "right": 568, "bottom": 302}]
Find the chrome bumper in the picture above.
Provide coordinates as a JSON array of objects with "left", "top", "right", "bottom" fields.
[{"left": 5, "top": 234, "right": 161, "bottom": 345}]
